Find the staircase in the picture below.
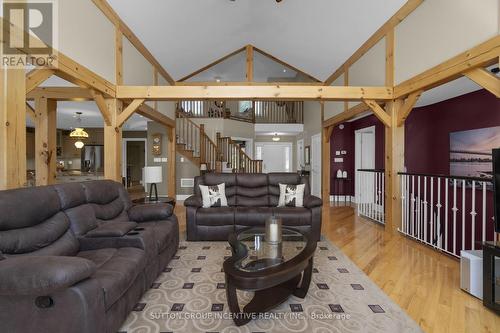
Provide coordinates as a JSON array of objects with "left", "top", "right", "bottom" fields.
[{"left": 176, "top": 112, "right": 262, "bottom": 173}]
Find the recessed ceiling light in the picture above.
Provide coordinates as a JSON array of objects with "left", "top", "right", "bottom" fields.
[{"left": 283, "top": 69, "right": 287, "bottom": 73}]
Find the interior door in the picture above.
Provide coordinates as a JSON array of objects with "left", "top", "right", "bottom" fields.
[
  {"left": 311, "top": 134, "right": 321, "bottom": 198},
  {"left": 257, "top": 143, "right": 291, "bottom": 173},
  {"left": 355, "top": 127, "right": 376, "bottom": 204}
]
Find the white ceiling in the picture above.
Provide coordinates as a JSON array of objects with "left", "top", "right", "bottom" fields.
[{"left": 107, "top": 0, "right": 406, "bottom": 81}]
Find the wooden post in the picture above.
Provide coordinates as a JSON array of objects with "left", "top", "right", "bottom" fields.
[
  {"left": 34, "top": 97, "right": 57, "bottom": 186},
  {"left": 321, "top": 103, "right": 331, "bottom": 203},
  {"left": 199, "top": 124, "right": 205, "bottom": 163},
  {"left": 104, "top": 99, "right": 123, "bottom": 182},
  {"left": 384, "top": 99, "right": 405, "bottom": 232},
  {"left": 246, "top": 45, "right": 253, "bottom": 82},
  {"left": 167, "top": 127, "right": 176, "bottom": 198},
  {"left": 0, "top": 68, "right": 27, "bottom": 189}
]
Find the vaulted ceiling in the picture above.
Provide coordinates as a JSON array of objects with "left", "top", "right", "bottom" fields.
[{"left": 107, "top": 0, "right": 407, "bottom": 81}]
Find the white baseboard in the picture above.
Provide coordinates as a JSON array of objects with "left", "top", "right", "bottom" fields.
[{"left": 176, "top": 194, "right": 191, "bottom": 201}]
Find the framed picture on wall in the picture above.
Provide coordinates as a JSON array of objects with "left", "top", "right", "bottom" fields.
[
  {"left": 304, "top": 146, "right": 310, "bottom": 165},
  {"left": 152, "top": 133, "right": 162, "bottom": 156}
]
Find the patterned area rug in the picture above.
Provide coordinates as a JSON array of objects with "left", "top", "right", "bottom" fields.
[{"left": 120, "top": 238, "right": 422, "bottom": 333}]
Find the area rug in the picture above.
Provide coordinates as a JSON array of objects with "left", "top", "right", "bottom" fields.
[{"left": 119, "top": 238, "right": 422, "bottom": 333}]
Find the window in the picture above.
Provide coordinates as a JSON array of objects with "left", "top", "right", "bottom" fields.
[
  {"left": 255, "top": 146, "right": 262, "bottom": 160},
  {"left": 238, "top": 101, "right": 252, "bottom": 114},
  {"left": 180, "top": 101, "right": 203, "bottom": 116}
]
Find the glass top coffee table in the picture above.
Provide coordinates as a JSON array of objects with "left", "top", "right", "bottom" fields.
[{"left": 223, "top": 227, "right": 317, "bottom": 326}]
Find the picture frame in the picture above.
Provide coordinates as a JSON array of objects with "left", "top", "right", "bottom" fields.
[
  {"left": 304, "top": 146, "right": 310, "bottom": 165},
  {"left": 152, "top": 133, "right": 162, "bottom": 156}
]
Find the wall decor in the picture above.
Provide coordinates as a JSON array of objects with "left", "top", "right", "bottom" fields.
[
  {"left": 304, "top": 146, "right": 310, "bottom": 165},
  {"left": 449, "top": 126, "right": 500, "bottom": 179},
  {"left": 334, "top": 157, "right": 344, "bottom": 163},
  {"left": 152, "top": 133, "right": 162, "bottom": 156}
]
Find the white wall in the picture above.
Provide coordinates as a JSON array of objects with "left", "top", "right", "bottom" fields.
[
  {"left": 58, "top": 0, "right": 115, "bottom": 83},
  {"left": 395, "top": 0, "right": 500, "bottom": 84},
  {"left": 123, "top": 38, "right": 153, "bottom": 85}
]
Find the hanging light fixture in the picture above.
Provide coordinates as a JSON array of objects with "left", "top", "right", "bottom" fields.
[
  {"left": 272, "top": 133, "right": 281, "bottom": 142},
  {"left": 70, "top": 112, "right": 89, "bottom": 149}
]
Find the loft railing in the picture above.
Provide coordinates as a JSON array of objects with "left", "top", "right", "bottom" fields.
[
  {"left": 176, "top": 100, "right": 304, "bottom": 124},
  {"left": 398, "top": 172, "right": 496, "bottom": 258},
  {"left": 216, "top": 133, "right": 263, "bottom": 173},
  {"left": 356, "top": 169, "right": 385, "bottom": 224}
]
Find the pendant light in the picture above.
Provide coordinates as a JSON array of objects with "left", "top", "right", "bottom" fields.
[
  {"left": 272, "top": 133, "right": 281, "bottom": 142},
  {"left": 70, "top": 112, "right": 89, "bottom": 149}
]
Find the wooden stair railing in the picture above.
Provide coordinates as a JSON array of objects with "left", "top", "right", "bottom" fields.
[
  {"left": 216, "top": 132, "right": 263, "bottom": 173},
  {"left": 176, "top": 112, "right": 222, "bottom": 171}
]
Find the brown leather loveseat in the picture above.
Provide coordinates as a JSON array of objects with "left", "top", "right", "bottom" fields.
[
  {"left": 0, "top": 180, "right": 179, "bottom": 333},
  {"left": 184, "top": 173, "right": 322, "bottom": 241}
]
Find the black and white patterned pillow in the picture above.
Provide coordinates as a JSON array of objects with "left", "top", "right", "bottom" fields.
[
  {"left": 278, "top": 183, "right": 305, "bottom": 207},
  {"left": 199, "top": 183, "right": 228, "bottom": 208}
]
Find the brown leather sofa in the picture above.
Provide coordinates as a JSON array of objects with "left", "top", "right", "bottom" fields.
[
  {"left": 0, "top": 180, "right": 179, "bottom": 333},
  {"left": 184, "top": 173, "right": 322, "bottom": 241}
]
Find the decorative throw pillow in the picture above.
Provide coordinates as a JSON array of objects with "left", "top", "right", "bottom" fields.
[
  {"left": 278, "top": 183, "right": 305, "bottom": 207},
  {"left": 199, "top": 183, "right": 228, "bottom": 208}
]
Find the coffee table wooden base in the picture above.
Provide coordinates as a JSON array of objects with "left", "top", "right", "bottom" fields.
[{"left": 225, "top": 258, "right": 313, "bottom": 326}]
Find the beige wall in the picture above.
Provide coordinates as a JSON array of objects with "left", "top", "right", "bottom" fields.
[
  {"left": 58, "top": 0, "right": 115, "bottom": 83},
  {"left": 395, "top": 0, "right": 500, "bottom": 84}
]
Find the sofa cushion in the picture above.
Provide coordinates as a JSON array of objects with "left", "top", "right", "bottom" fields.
[
  {"left": 64, "top": 204, "right": 98, "bottom": 237},
  {"left": 83, "top": 181, "right": 131, "bottom": 223},
  {"left": 196, "top": 173, "right": 237, "bottom": 206},
  {"left": 235, "top": 207, "right": 273, "bottom": 226},
  {"left": 268, "top": 173, "right": 302, "bottom": 207},
  {"left": 196, "top": 207, "right": 234, "bottom": 226},
  {"left": 137, "top": 220, "right": 178, "bottom": 254},
  {"left": 235, "top": 174, "right": 269, "bottom": 207},
  {"left": 272, "top": 207, "right": 312, "bottom": 226},
  {"left": 77, "top": 247, "right": 146, "bottom": 310}
]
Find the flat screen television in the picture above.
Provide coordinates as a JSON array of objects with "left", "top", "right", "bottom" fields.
[{"left": 493, "top": 148, "right": 500, "bottom": 233}]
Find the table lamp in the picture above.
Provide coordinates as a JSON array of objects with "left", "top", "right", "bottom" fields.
[{"left": 143, "top": 166, "right": 162, "bottom": 201}]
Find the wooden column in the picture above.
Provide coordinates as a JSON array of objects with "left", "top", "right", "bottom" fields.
[
  {"left": 104, "top": 99, "right": 123, "bottom": 182},
  {"left": 321, "top": 103, "right": 331, "bottom": 202},
  {"left": 0, "top": 68, "right": 27, "bottom": 189},
  {"left": 168, "top": 126, "right": 176, "bottom": 198},
  {"left": 34, "top": 97, "right": 57, "bottom": 186},
  {"left": 384, "top": 99, "right": 404, "bottom": 232},
  {"left": 246, "top": 45, "right": 253, "bottom": 82}
]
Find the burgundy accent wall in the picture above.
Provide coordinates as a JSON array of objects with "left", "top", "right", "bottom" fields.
[
  {"left": 329, "top": 114, "right": 385, "bottom": 196},
  {"left": 405, "top": 89, "right": 500, "bottom": 173}
]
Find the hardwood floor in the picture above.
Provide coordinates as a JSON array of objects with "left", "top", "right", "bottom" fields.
[{"left": 173, "top": 202, "right": 500, "bottom": 333}]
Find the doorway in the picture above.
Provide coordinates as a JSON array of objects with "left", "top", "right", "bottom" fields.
[
  {"left": 122, "top": 138, "right": 147, "bottom": 189},
  {"left": 355, "top": 126, "right": 376, "bottom": 203},
  {"left": 255, "top": 142, "right": 293, "bottom": 173},
  {"left": 311, "top": 133, "right": 321, "bottom": 198}
]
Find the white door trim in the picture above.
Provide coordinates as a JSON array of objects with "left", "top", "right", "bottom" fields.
[
  {"left": 354, "top": 126, "right": 376, "bottom": 205},
  {"left": 297, "top": 138, "right": 304, "bottom": 170},
  {"left": 311, "top": 133, "right": 321, "bottom": 198}
]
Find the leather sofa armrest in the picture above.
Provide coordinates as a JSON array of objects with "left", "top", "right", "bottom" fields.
[
  {"left": 0, "top": 256, "right": 96, "bottom": 296},
  {"left": 184, "top": 195, "right": 202, "bottom": 208},
  {"left": 86, "top": 222, "right": 138, "bottom": 238},
  {"left": 304, "top": 195, "right": 323, "bottom": 208},
  {"left": 128, "top": 203, "right": 173, "bottom": 222}
]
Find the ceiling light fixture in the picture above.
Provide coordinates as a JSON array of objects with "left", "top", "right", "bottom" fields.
[
  {"left": 70, "top": 112, "right": 89, "bottom": 149},
  {"left": 272, "top": 133, "right": 281, "bottom": 142},
  {"left": 74, "top": 140, "right": 85, "bottom": 149}
]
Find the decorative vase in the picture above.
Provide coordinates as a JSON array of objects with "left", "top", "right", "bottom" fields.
[{"left": 265, "top": 216, "right": 282, "bottom": 244}]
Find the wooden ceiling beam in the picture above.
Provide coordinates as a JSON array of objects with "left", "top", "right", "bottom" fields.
[
  {"left": 323, "top": 102, "right": 372, "bottom": 128},
  {"left": 91, "top": 0, "right": 175, "bottom": 85},
  {"left": 27, "top": 87, "right": 93, "bottom": 101},
  {"left": 395, "top": 35, "right": 500, "bottom": 98},
  {"left": 89, "top": 89, "right": 112, "bottom": 126},
  {"left": 324, "top": 0, "right": 424, "bottom": 85},
  {"left": 397, "top": 90, "right": 423, "bottom": 126},
  {"left": 133, "top": 102, "right": 175, "bottom": 128},
  {"left": 178, "top": 46, "right": 247, "bottom": 82},
  {"left": 117, "top": 98, "right": 145, "bottom": 127},
  {"left": 362, "top": 100, "right": 392, "bottom": 127},
  {"left": 463, "top": 67, "right": 500, "bottom": 98},
  {"left": 246, "top": 45, "right": 254, "bottom": 82},
  {"left": 116, "top": 85, "right": 393, "bottom": 101},
  {"left": 26, "top": 69, "right": 55, "bottom": 93}
]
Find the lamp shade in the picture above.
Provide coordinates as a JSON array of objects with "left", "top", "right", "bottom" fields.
[{"left": 143, "top": 166, "right": 162, "bottom": 183}]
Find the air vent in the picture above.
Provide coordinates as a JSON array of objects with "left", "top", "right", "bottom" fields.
[{"left": 180, "top": 178, "right": 194, "bottom": 188}]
